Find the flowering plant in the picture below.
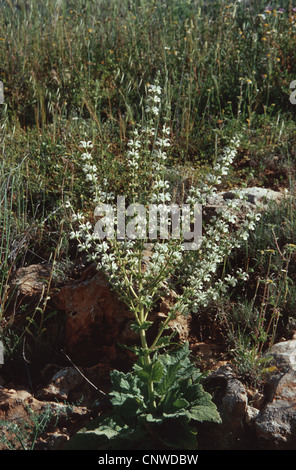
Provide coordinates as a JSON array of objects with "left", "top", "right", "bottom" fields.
[{"left": 66, "top": 77, "right": 261, "bottom": 449}]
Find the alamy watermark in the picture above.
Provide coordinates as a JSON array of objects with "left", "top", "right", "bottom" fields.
[
  {"left": 0, "top": 81, "right": 4, "bottom": 104},
  {"left": 289, "top": 80, "right": 296, "bottom": 104},
  {"left": 93, "top": 196, "right": 202, "bottom": 250},
  {"left": 0, "top": 340, "right": 4, "bottom": 365}
]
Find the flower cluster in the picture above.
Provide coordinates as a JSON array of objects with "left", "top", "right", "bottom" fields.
[
  {"left": 127, "top": 130, "right": 141, "bottom": 170},
  {"left": 186, "top": 137, "right": 240, "bottom": 206},
  {"left": 174, "top": 136, "right": 262, "bottom": 312},
  {"left": 145, "top": 83, "right": 162, "bottom": 116}
]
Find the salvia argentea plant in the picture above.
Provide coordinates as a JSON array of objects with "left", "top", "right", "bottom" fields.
[{"left": 65, "top": 78, "right": 261, "bottom": 450}]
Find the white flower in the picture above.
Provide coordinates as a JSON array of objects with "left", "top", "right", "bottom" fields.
[
  {"left": 79, "top": 140, "right": 93, "bottom": 148},
  {"left": 127, "top": 139, "right": 141, "bottom": 149},
  {"left": 148, "top": 84, "right": 162, "bottom": 95},
  {"left": 128, "top": 159, "right": 139, "bottom": 169},
  {"left": 81, "top": 152, "right": 92, "bottom": 161},
  {"left": 156, "top": 137, "right": 170, "bottom": 147},
  {"left": 162, "top": 125, "right": 170, "bottom": 135},
  {"left": 70, "top": 230, "right": 81, "bottom": 239},
  {"left": 72, "top": 212, "right": 84, "bottom": 222},
  {"left": 224, "top": 275, "right": 237, "bottom": 287},
  {"left": 236, "top": 268, "right": 249, "bottom": 281},
  {"left": 85, "top": 173, "right": 96, "bottom": 182},
  {"left": 127, "top": 149, "right": 140, "bottom": 159},
  {"left": 154, "top": 149, "right": 167, "bottom": 161},
  {"left": 152, "top": 95, "right": 161, "bottom": 104},
  {"left": 240, "top": 231, "right": 249, "bottom": 241}
]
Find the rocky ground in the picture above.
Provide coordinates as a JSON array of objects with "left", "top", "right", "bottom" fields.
[{"left": 1, "top": 330, "right": 296, "bottom": 450}]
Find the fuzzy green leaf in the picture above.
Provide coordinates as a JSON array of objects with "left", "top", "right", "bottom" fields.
[
  {"left": 151, "top": 360, "right": 164, "bottom": 383},
  {"left": 64, "top": 415, "right": 128, "bottom": 450},
  {"left": 134, "top": 359, "right": 164, "bottom": 384},
  {"left": 185, "top": 405, "right": 221, "bottom": 423},
  {"left": 66, "top": 343, "right": 221, "bottom": 450}
]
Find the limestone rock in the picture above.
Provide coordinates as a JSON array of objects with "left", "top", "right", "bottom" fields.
[
  {"left": 222, "top": 375, "right": 248, "bottom": 427},
  {"left": 199, "top": 366, "right": 250, "bottom": 449},
  {"left": 206, "top": 366, "right": 248, "bottom": 428},
  {"left": 245, "top": 405, "right": 260, "bottom": 425},
  {"left": 53, "top": 265, "right": 135, "bottom": 365},
  {"left": 11, "top": 264, "right": 52, "bottom": 297},
  {"left": 223, "top": 187, "right": 284, "bottom": 206},
  {"left": 36, "top": 367, "right": 84, "bottom": 401},
  {"left": 37, "top": 362, "right": 111, "bottom": 406},
  {"left": 253, "top": 339, "right": 296, "bottom": 448},
  {"left": 207, "top": 186, "right": 284, "bottom": 208}
]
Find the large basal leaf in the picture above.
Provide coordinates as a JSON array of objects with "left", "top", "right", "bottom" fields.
[
  {"left": 109, "top": 369, "right": 146, "bottom": 417},
  {"left": 110, "top": 369, "right": 142, "bottom": 395},
  {"left": 111, "top": 393, "right": 145, "bottom": 417},
  {"left": 185, "top": 399, "right": 222, "bottom": 424},
  {"left": 64, "top": 415, "right": 128, "bottom": 450},
  {"left": 152, "top": 417, "right": 198, "bottom": 450},
  {"left": 141, "top": 413, "right": 165, "bottom": 424},
  {"left": 66, "top": 343, "right": 221, "bottom": 450},
  {"left": 156, "top": 343, "right": 202, "bottom": 394}
]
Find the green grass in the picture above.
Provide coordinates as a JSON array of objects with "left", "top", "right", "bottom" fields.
[{"left": 1, "top": 0, "right": 296, "bottom": 384}]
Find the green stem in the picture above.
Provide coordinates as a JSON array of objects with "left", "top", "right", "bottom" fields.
[{"left": 139, "top": 306, "right": 156, "bottom": 411}]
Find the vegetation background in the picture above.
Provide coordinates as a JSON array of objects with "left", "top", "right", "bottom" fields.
[{"left": 1, "top": 0, "right": 296, "bottom": 402}]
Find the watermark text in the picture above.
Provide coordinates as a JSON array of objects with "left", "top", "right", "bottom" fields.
[
  {"left": 94, "top": 196, "right": 202, "bottom": 250},
  {"left": 0, "top": 81, "right": 4, "bottom": 104}
]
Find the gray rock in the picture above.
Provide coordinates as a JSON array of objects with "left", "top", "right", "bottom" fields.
[
  {"left": 207, "top": 186, "right": 283, "bottom": 208},
  {"left": 266, "top": 339, "right": 296, "bottom": 373},
  {"left": 254, "top": 400, "right": 296, "bottom": 447},
  {"left": 37, "top": 367, "right": 84, "bottom": 401},
  {"left": 10, "top": 264, "right": 52, "bottom": 297},
  {"left": 204, "top": 366, "right": 248, "bottom": 427},
  {"left": 253, "top": 339, "right": 296, "bottom": 448},
  {"left": 200, "top": 366, "right": 251, "bottom": 449},
  {"left": 245, "top": 405, "right": 260, "bottom": 425},
  {"left": 224, "top": 187, "right": 283, "bottom": 206},
  {"left": 221, "top": 374, "right": 248, "bottom": 426},
  {"left": 203, "top": 340, "right": 296, "bottom": 449}
]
